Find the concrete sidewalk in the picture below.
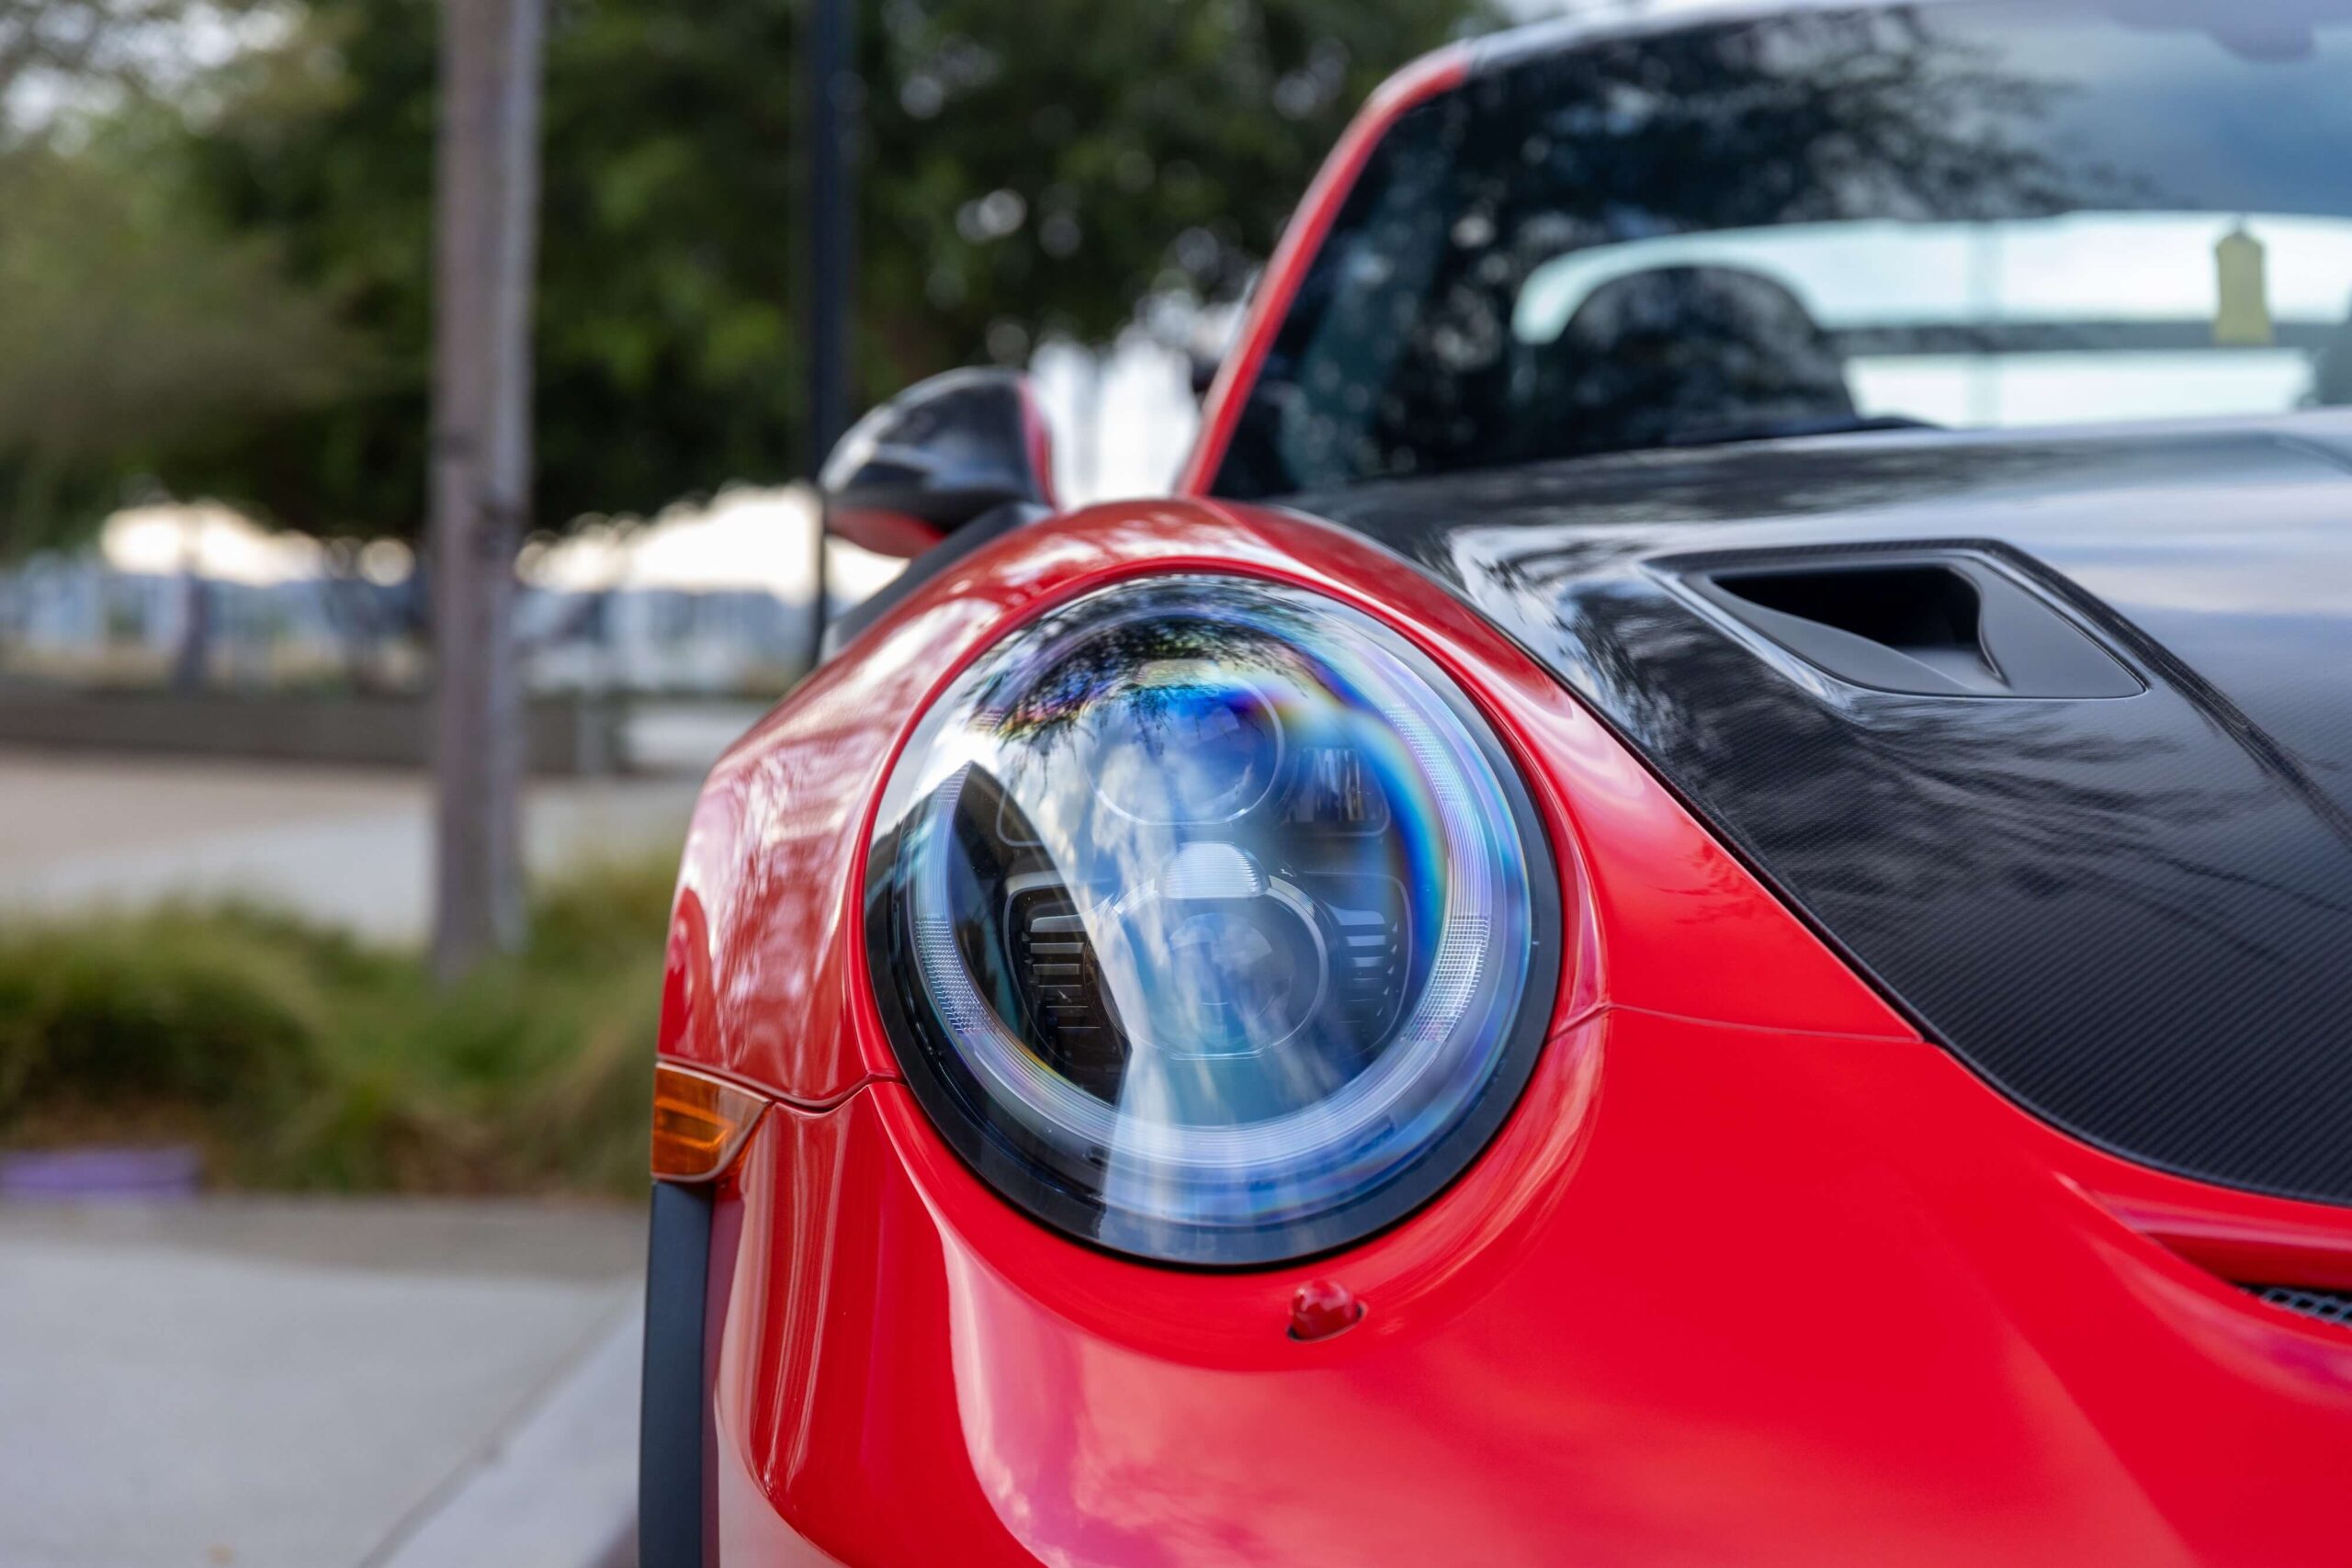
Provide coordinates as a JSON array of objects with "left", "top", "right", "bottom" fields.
[{"left": 0, "top": 1199, "right": 644, "bottom": 1568}]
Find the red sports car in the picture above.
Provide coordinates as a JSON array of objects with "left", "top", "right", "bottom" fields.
[{"left": 641, "top": 2, "right": 2352, "bottom": 1562}]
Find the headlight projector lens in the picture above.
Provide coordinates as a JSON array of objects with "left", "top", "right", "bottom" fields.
[{"left": 865, "top": 576, "right": 1557, "bottom": 1266}]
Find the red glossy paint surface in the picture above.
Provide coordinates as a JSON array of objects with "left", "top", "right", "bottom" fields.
[
  {"left": 663, "top": 497, "right": 2352, "bottom": 1563},
  {"left": 1174, "top": 47, "right": 1469, "bottom": 498},
  {"left": 826, "top": 504, "right": 944, "bottom": 560},
  {"left": 662, "top": 500, "right": 1902, "bottom": 1103},
  {"left": 709, "top": 1022, "right": 2352, "bottom": 1566},
  {"left": 1019, "top": 374, "right": 1060, "bottom": 511}
]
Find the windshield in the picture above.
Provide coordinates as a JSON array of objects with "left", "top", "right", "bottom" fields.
[{"left": 1210, "top": 2, "right": 2352, "bottom": 498}]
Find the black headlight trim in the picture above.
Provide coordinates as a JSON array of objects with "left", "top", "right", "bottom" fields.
[{"left": 862, "top": 571, "right": 1563, "bottom": 1269}]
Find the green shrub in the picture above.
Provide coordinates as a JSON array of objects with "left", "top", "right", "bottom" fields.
[
  {"left": 0, "top": 852, "right": 680, "bottom": 1197},
  {"left": 0, "top": 914, "right": 329, "bottom": 1122},
  {"left": 526, "top": 853, "right": 679, "bottom": 970}
]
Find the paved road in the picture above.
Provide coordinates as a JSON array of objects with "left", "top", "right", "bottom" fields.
[
  {"left": 0, "top": 1199, "right": 644, "bottom": 1568},
  {"left": 0, "top": 752, "right": 704, "bottom": 941}
]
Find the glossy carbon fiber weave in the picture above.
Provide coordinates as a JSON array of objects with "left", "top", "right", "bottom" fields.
[{"left": 1295, "top": 421, "right": 2352, "bottom": 1207}]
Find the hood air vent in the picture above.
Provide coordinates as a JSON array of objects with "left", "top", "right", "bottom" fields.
[{"left": 1675, "top": 547, "right": 2143, "bottom": 699}]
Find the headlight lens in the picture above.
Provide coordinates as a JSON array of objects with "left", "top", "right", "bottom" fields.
[{"left": 865, "top": 576, "right": 1555, "bottom": 1266}]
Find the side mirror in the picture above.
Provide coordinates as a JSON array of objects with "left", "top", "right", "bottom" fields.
[{"left": 820, "top": 367, "right": 1059, "bottom": 558}]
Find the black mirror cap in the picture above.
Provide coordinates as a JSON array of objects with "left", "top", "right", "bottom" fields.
[{"left": 820, "top": 367, "right": 1059, "bottom": 558}]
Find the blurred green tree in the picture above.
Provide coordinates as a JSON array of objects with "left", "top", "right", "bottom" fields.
[
  {"left": 0, "top": 2, "right": 353, "bottom": 555},
  {"left": 133, "top": 0, "right": 1487, "bottom": 541},
  {"left": 1, "top": 0, "right": 269, "bottom": 115}
]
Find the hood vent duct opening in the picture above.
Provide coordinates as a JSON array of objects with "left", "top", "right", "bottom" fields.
[
  {"left": 1715, "top": 564, "right": 1985, "bottom": 685},
  {"left": 1679, "top": 547, "right": 2143, "bottom": 699}
]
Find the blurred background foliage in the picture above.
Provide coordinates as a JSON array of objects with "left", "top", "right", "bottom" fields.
[
  {"left": 2, "top": 0, "right": 1488, "bottom": 551},
  {"left": 0, "top": 0, "right": 355, "bottom": 550},
  {"left": 0, "top": 136, "right": 356, "bottom": 552},
  {"left": 0, "top": 853, "right": 674, "bottom": 1193},
  {"left": 0, "top": 0, "right": 1489, "bottom": 1193}
]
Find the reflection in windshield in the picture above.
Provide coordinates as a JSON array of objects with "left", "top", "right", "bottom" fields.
[
  {"left": 1215, "top": 3, "right": 2352, "bottom": 497},
  {"left": 1513, "top": 212, "right": 2352, "bottom": 430}
]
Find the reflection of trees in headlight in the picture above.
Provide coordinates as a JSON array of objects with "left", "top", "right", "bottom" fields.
[
  {"left": 953, "top": 601, "right": 1455, "bottom": 1125},
  {"left": 1086, "top": 670, "right": 1286, "bottom": 825},
  {"left": 875, "top": 578, "right": 1547, "bottom": 1263}
]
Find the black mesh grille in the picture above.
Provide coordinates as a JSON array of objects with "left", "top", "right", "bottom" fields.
[{"left": 2244, "top": 1284, "right": 2352, "bottom": 1328}]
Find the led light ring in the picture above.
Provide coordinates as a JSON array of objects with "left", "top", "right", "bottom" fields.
[
  {"left": 908, "top": 679, "right": 1505, "bottom": 1180},
  {"left": 872, "top": 572, "right": 1557, "bottom": 1263}
]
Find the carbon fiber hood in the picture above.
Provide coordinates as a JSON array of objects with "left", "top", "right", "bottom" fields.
[{"left": 1291, "top": 418, "right": 2352, "bottom": 1206}]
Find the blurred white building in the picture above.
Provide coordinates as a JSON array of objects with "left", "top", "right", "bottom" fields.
[
  {"left": 0, "top": 490, "right": 901, "bottom": 696},
  {"left": 0, "top": 332, "right": 1207, "bottom": 694},
  {"left": 520, "top": 487, "right": 902, "bottom": 693}
]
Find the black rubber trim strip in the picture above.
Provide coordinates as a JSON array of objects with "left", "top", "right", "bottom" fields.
[{"left": 640, "top": 1179, "right": 715, "bottom": 1568}]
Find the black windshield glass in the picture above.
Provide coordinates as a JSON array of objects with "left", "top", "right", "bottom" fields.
[{"left": 1212, "top": 2, "right": 2352, "bottom": 498}]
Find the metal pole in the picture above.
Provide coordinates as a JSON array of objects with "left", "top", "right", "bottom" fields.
[
  {"left": 430, "top": 0, "right": 544, "bottom": 980},
  {"left": 800, "top": 0, "right": 854, "bottom": 673}
]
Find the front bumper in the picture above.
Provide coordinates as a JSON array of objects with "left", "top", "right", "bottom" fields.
[{"left": 655, "top": 1005, "right": 2352, "bottom": 1568}]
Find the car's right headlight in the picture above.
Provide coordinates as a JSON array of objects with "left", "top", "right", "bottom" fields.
[{"left": 865, "top": 574, "right": 1558, "bottom": 1267}]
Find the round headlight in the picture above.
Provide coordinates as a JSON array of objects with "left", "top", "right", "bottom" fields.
[{"left": 865, "top": 575, "right": 1557, "bottom": 1266}]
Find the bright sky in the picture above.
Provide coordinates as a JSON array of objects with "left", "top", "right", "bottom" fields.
[{"left": 1031, "top": 333, "right": 1204, "bottom": 504}]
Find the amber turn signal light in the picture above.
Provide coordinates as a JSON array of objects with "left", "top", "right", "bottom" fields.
[{"left": 650, "top": 1062, "right": 768, "bottom": 1182}]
